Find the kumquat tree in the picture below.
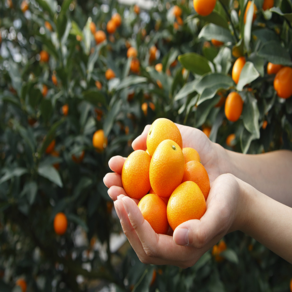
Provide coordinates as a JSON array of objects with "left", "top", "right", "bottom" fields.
[{"left": 1, "top": 0, "right": 292, "bottom": 291}]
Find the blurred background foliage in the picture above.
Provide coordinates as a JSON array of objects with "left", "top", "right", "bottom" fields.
[{"left": 1, "top": 0, "right": 292, "bottom": 291}]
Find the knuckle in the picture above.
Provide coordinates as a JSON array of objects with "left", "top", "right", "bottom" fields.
[
  {"left": 190, "top": 226, "right": 207, "bottom": 248},
  {"left": 143, "top": 246, "right": 156, "bottom": 258}
]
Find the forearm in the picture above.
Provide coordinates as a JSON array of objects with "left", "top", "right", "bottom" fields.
[
  {"left": 217, "top": 145, "right": 292, "bottom": 207},
  {"left": 237, "top": 178, "right": 292, "bottom": 263}
]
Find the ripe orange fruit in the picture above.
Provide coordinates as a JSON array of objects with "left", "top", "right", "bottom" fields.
[
  {"left": 150, "top": 270, "right": 157, "bottom": 286},
  {"left": 54, "top": 212, "right": 68, "bottom": 235},
  {"left": 107, "top": 20, "right": 116, "bottom": 34},
  {"left": 42, "top": 84, "right": 48, "bottom": 97},
  {"left": 72, "top": 150, "right": 85, "bottom": 163},
  {"left": 146, "top": 118, "right": 182, "bottom": 157},
  {"left": 127, "top": 92, "right": 135, "bottom": 102},
  {"left": 138, "top": 193, "right": 168, "bottom": 234},
  {"left": 262, "top": 0, "right": 274, "bottom": 10},
  {"left": 149, "top": 189, "right": 169, "bottom": 205},
  {"left": 232, "top": 57, "right": 246, "bottom": 84},
  {"left": 173, "top": 22, "right": 179, "bottom": 30},
  {"left": 52, "top": 73, "right": 58, "bottom": 86},
  {"left": 16, "top": 279, "right": 27, "bottom": 292},
  {"left": 149, "top": 46, "right": 157, "bottom": 62},
  {"left": 193, "top": 0, "right": 216, "bottom": 16},
  {"left": 46, "top": 139, "right": 56, "bottom": 154},
  {"left": 141, "top": 102, "right": 155, "bottom": 116},
  {"left": 92, "top": 130, "right": 107, "bottom": 150},
  {"left": 262, "top": 120, "right": 268, "bottom": 129},
  {"left": 21, "top": 0, "right": 29, "bottom": 12},
  {"left": 182, "top": 147, "right": 200, "bottom": 163},
  {"left": 167, "top": 181, "right": 206, "bottom": 230},
  {"left": 203, "top": 127, "right": 211, "bottom": 138},
  {"left": 95, "top": 80, "right": 102, "bottom": 89},
  {"left": 157, "top": 80, "right": 163, "bottom": 89},
  {"left": 62, "top": 104, "right": 69, "bottom": 116},
  {"left": 134, "top": 5, "right": 140, "bottom": 14},
  {"left": 94, "top": 31, "right": 106, "bottom": 45},
  {"left": 215, "top": 95, "right": 226, "bottom": 108},
  {"left": 173, "top": 5, "right": 182, "bottom": 17},
  {"left": 211, "top": 39, "right": 224, "bottom": 47},
  {"left": 171, "top": 60, "right": 177, "bottom": 67},
  {"left": 267, "top": 63, "right": 283, "bottom": 75},
  {"left": 90, "top": 22, "right": 96, "bottom": 35},
  {"left": 130, "top": 58, "right": 140, "bottom": 73},
  {"left": 155, "top": 63, "right": 163, "bottom": 72},
  {"left": 149, "top": 139, "right": 185, "bottom": 198},
  {"left": 226, "top": 134, "right": 236, "bottom": 146},
  {"left": 290, "top": 279, "right": 292, "bottom": 292},
  {"left": 112, "top": 13, "right": 122, "bottom": 27},
  {"left": 212, "top": 240, "right": 227, "bottom": 262},
  {"left": 225, "top": 92, "right": 243, "bottom": 122},
  {"left": 244, "top": 1, "right": 257, "bottom": 24},
  {"left": 45, "top": 21, "right": 53, "bottom": 31},
  {"left": 274, "top": 67, "right": 292, "bottom": 99},
  {"left": 105, "top": 69, "right": 116, "bottom": 80},
  {"left": 182, "top": 160, "right": 210, "bottom": 199},
  {"left": 51, "top": 150, "right": 60, "bottom": 170},
  {"left": 122, "top": 150, "right": 151, "bottom": 199},
  {"left": 40, "top": 50, "right": 49, "bottom": 63},
  {"left": 127, "top": 47, "right": 137, "bottom": 58}
]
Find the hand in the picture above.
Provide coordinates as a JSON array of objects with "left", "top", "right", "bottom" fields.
[
  {"left": 103, "top": 124, "right": 228, "bottom": 201},
  {"left": 113, "top": 174, "right": 246, "bottom": 267}
]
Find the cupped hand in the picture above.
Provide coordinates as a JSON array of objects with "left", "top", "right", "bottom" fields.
[
  {"left": 113, "top": 174, "right": 246, "bottom": 268},
  {"left": 103, "top": 124, "right": 228, "bottom": 201}
]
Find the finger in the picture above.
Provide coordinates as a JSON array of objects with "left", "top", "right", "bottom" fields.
[
  {"left": 103, "top": 173, "right": 122, "bottom": 188},
  {"left": 120, "top": 196, "right": 201, "bottom": 266},
  {"left": 108, "top": 156, "right": 126, "bottom": 174},
  {"left": 132, "top": 125, "right": 151, "bottom": 151},
  {"left": 108, "top": 186, "right": 128, "bottom": 201}
]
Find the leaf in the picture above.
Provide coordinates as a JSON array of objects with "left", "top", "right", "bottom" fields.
[
  {"left": 41, "top": 99, "right": 53, "bottom": 123},
  {"left": 179, "top": 53, "right": 212, "bottom": 76},
  {"left": 214, "top": 47, "right": 232, "bottom": 74},
  {"left": 0, "top": 168, "right": 27, "bottom": 185},
  {"left": 221, "top": 249, "right": 239, "bottom": 264},
  {"left": 174, "top": 79, "right": 199, "bottom": 101},
  {"left": 196, "top": 73, "right": 234, "bottom": 96},
  {"left": 57, "top": 0, "right": 72, "bottom": 40},
  {"left": 193, "top": 252, "right": 211, "bottom": 271},
  {"left": 196, "top": 96, "right": 221, "bottom": 127},
  {"left": 270, "top": 7, "right": 292, "bottom": 22},
  {"left": 20, "top": 181, "right": 37, "bottom": 205},
  {"left": 83, "top": 90, "right": 106, "bottom": 106},
  {"left": 237, "top": 62, "right": 260, "bottom": 91},
  {"left": 253, "top": 28, "right": 279, "bottom": 42},
  {"left": 39, "top": 118, "right": 66, "bottom": 156},
  {"left": 240, "top": 127, "right": 258, "bottom": 154},
  {"left": 198, "top": 83, "right": 233, "bottom": 105},
  {"left": 242, "top": 92, "right": 260, "bottom": 137},
  {"left": 34, "top": 0, "right": 55, "bottom": 19},
  {"left": 8, "top": 61, "right": 22, "bottom": 95},
  {"left": 199, "top": 24, "right": 234, "bottom": 43},
  {"left": 197, "top": 11, "right": 229, "bottom": 29},
  {"left": 38, "top": 165, "right": 63, "bottom": 187},
  {"left": 244, "top": 1, "right": 254, "bottom": 52},
  {"left": 133, "top": 266, "right": 155, "bottom": 292},
  {"left": 116, "top": 76, "right": 147, "bottom": 91},
  {"left": 257, "top": 41, "right": 292, "bottom": 66},
  {"left": 67, "top": 214, "right": 88, "bottom": 232},
  {"left": 87, "top": 41, "right": 106, "bottom": 81},
  {"left": 209, "top": 109, "right": 225, "bottom": 142},
  {"left": 36, "top": 33, "right": 59, "bottom": 59},
  {"left": 103, "top": 100, "right": 123, "bottom": 137}
]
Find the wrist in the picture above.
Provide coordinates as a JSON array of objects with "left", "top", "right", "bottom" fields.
[{"left": 213, "top": 143, "right": 234, "bottom": 176}]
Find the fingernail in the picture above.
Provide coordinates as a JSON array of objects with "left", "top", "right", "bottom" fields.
[
  {"left": 114, "top": 201, "right": 121, "bottom": 218},
  {"left": 175, "top": 228, "right": 189, "bottom": 246},
  {"left": 121, "top": 198, "right": 130, "bottom": 215}
]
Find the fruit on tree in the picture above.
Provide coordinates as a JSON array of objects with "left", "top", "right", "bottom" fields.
[
  {"left": 54, "top": 213, "right": 68, "bottom": 235},
  {"left": 193, "top": 0, "right": 216, "bottom": 16},
  {"left": 274, "top": 67, "right": 292, "bottom": 99},
  {"left": 232, "top": 57, "right": 246, "bottom": 84},
  {"left": 225, "top": 92, "right": 243, "bottom": 122}
]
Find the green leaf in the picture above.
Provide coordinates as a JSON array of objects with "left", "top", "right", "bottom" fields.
[
  {"left": 34, "top": 0, "right": 55, "bottom": 19},
  {"left": 133, "top": 266, "right": 155, "bottom": 292},
  {"left": 39, "top": 118, "right": 66, "bottom": 156},
  {"left": 248, "top": 53, "right": 265, "bottom": 76},
  {"left": 179, "top": 53, "right": 212, "bottom": 76},
  {"left": 199, "top": 24, "right": 234, "bottom": 43},
  {"left": 67, "top": 214, "right": 88, "bottom": 232},
  {"left": 242, "top": 92, "right": 260, "bottom": 137},
  {"left": 270, "top": 7, "right": 292, "bottom": 22},
  {"left": 196, "top": 96, "right": 221, "bottom": 127},
  {"left": 232, "top": 39, "right": 244, "bottom": 60},
  {"left": 197, "top": 11, "right": 229, "bottom": 29},
  {"left": 116, "top": 76, "right": 147, "bottom": 91},
  {"left": 41, "top": 99, "right": 53, "bottom": 123},
  {"left": 103, "top": 100, "right": 123, "bottom": 137},
  {"left": 174, "top": 79, "right": 199, "bottom": 101},
  {"left": 209, "top": 109, "right": 224, "bottom": 142},
  {"left": 57, "top": 0, "right": 72, "bottom": 40},
  {"left": 8, "top": 61, "right": 22, "bottom": 95},
  {"left": 241, "top": 127, "right": 258, "bottom": 154},
  {"left": 237, "top": 62, "right": 260, "bottom": 91},
  {"left": 253, "top": 28, "right": 279, "bottom": 42},
  {"left": 193, "top": 252, "right": 211, "bottom": 271},
  {"left": 36, "top": 33, "right": 59, "bottom": 59},
  {"left": 198, "top": 83, "right": 233, "bottom": 105},
  {"left": 83, "top": 90, "right": 106, "bottom": 107},
  {"left": 221, "top": 249, "right": 239, "bottom": 264},
  {"left": 38, "top": 165, "right": 63, "bottom": 187},
  {"left": 0, "top": 168, "right": 27, "bottom": 185},
  {"left": 244, "top": 1, "right": 254, "bottom": 52},
  {"left": 257, "top": 41, "right": 292, "bottom": 66},
  {"left": 203, "top": 46, "right": 218, "bottom": 62},
  {"left": 20, "top": 181, "right": 37, "bottom": 205},
  {"left": 214, "top": 47, "right": 232, "bottom": 74}
]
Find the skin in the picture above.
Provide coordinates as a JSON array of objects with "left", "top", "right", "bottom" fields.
[{"left": 103, "top": 124, "right": 292, "bottom": 266}]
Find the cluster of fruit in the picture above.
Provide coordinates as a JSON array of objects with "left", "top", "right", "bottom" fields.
[{"left": 121, "top": 118, "right": 210, "bottom": 234}]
